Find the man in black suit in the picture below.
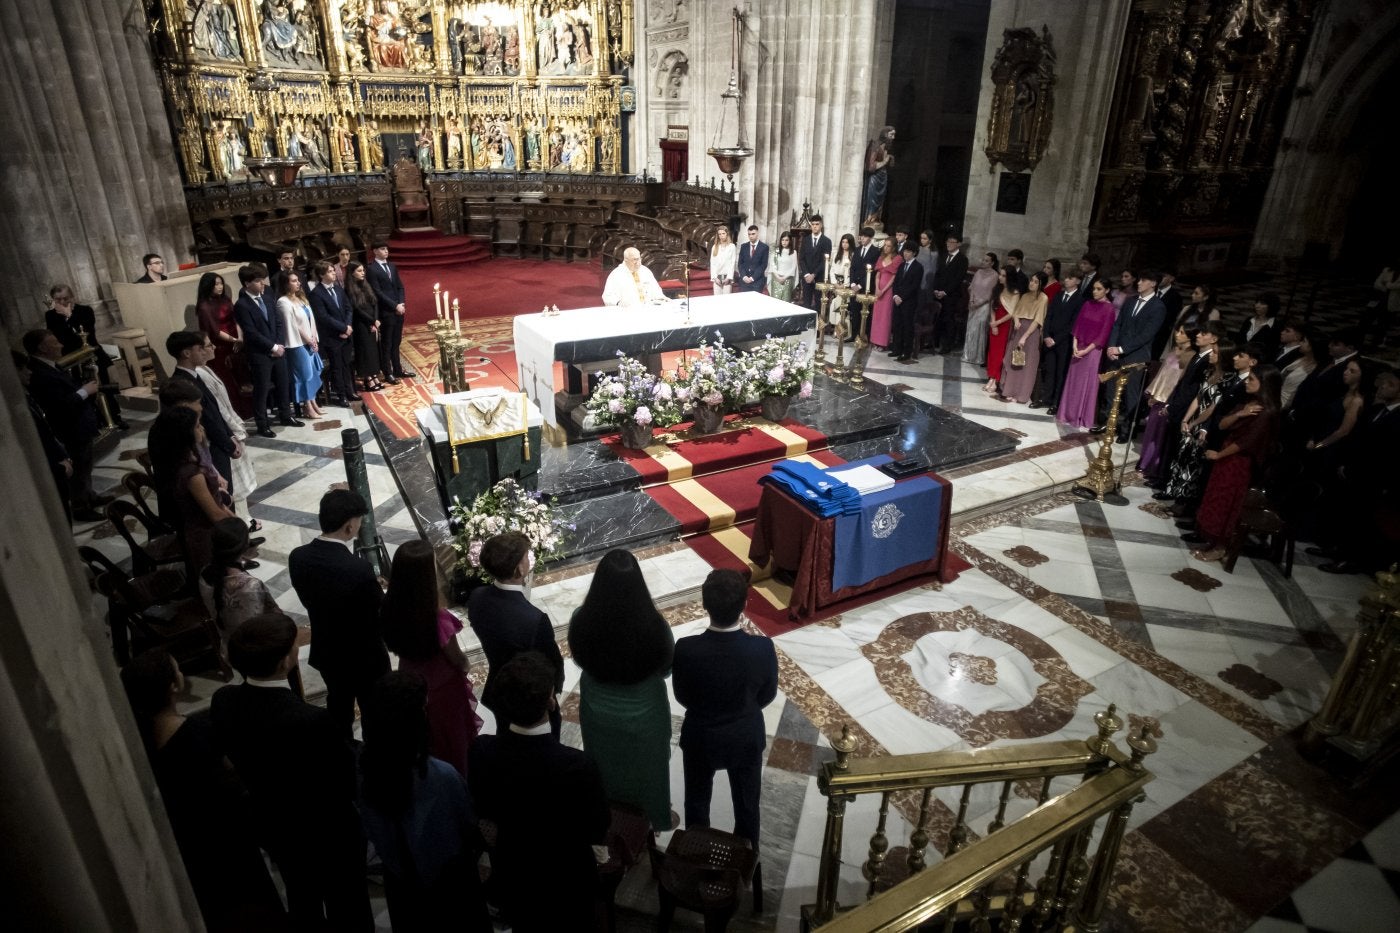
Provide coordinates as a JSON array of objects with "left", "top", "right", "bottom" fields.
[
  {"left": 931, "top": 233, "right": 970, "bottom": 354},
  {"left": 13, "top": 350, "right": 73, "bottom": 522},
  {"left": 46, "top": 284, "right": 128, "bottom": 430},
  {"left": 366, "top": 241, "right": 415, "bottom": 383},
  {"left": 466, "top": 532, "right": 564, "bottom": 735},
  {"left": 134, "top": 252, "right": 168, "bottom": 283},
  {"left": 268, "top": 247, "right": 298, "bottom": 300},
  {"left": 1314, "top": 369, "right": 1400, "bottom": 574},
  {"left": 673, "top": 569, "right": 778, "bottom": 849},
  {"left": 1273, "top": 320, "right": 1304, "bottom": 370},
  {"left": 469, "top": 652, "right": 610, "bottom": 931},
  {"left": 797, "top": 215, "right": 832, "bottom": 314},
  {"left": 308, "top": 260, "right": 359, "bottom": 405},
  {"left": 735, "top": 225, "right": 769, "bottom": 293},
  {"left": 890, "top": 242, "right": 923, "bottom": 363},
  {"left": 1095, "top": 269, "right": 1167, "bottom": 442},
  {"left": 1288, "top": 329, "right": 1360, "bottom": 449},
  {"left": 1030, "top": 270, "right": 1086, "bottom": 412},
  {"left": 166, "top": 330, "right": 238, "bottom": 491},
  {"left": 23, "top": 329, "right": 106, "bottom": 522},
  {"left": 233, "top": 262, "right": 298, "bottom": 438},
  {"left": 287, "top": 489, "right": 390, "bottom": 738},
  {"left": 211, "top": 613, "right": 372, "bottom": 932},
  {"left": 1150, "top": 270, "right": 1185, "bottom": 359},
  {"left": 847, "top": 226, "right": 879, "bottom": 337}
]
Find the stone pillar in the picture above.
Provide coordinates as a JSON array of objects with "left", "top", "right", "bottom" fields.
[
  {"left": 0, "top": 0, "right": 189, "bottom": 333},
  {"left": 961, "top": 0, "right": 1132, "bottom": 263}
]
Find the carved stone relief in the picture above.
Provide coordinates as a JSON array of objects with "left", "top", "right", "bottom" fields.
[{"left": 984, "top": 26, "right": 1056, "bottom": 174}]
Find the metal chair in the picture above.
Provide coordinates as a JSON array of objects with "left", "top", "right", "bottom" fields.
[
  {"left": 106, "top": 499, "right": 184, "bottom": 577},
  {"left": 657, "top": 827, "right": 762, "bottom": 932}
]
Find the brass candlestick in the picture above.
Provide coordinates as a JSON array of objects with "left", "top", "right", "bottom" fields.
[
  {"left": 1080, "top": 362, "right": 1147, "bottom": 500},
  {"left": 813, "top": 281, "right": 834, "bottom": 361},
  {"left": 827, "top": 283, "right": 854, "bottom": 375},
  {"left": 849, "top": 292, "right": 876, "bottom": 385}
]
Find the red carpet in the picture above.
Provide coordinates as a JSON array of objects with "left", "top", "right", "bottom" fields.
[
  {"left": 644, "top": 449, "right": 845, "bottom": 534},
  {"left": 399, "top": 257, "right": 607, "bottom": 326},
  {"left": 605, "top": 417, "right": 829, "bottom": 484}
]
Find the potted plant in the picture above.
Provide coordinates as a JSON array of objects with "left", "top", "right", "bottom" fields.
[
  {"left": 449, "top": 478, "right": 573, "bottom": 588},
  {"left": 677, "top": 336, "right": 750, "bottom": 433},
  {"left": 746, "top": 336, "right": 815, "bottom": 421},
  {"left": 584, "top": 353, "right": 686, "bottom": 448}
]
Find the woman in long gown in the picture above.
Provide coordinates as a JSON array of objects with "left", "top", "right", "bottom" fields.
[
  {"left": 829, "top": 234, "right": 855, "bottom": 334},
  {"left": 275, "top": 271, "right": 324, "bottom": 418},
  {"left": 1164, "top": 343, "right": 1238, "bottom": 505},
  {"left": 149, "top": 406, "right": 238, "bottom": 579},
  {"left": 709, "top": 225, "right": 737, "bottom": 295},
  {"left": 962, "top": 252, "right": 999, "bottom": 366},
  {"left": 984, "top": 268, "right": 1025, "bottom": 394},
  {"left": 870, "top": 239, "right": 902, "bottom": 349},
  {"left": 381, "top": 540, "right": 483, "bottom": 779},
  {"left": 1147, "top": 324, "right": 1222, "bottom": 490},
  {"left": 195, "top": 272, "right": 250, "bottom": 417},
  {"left": 345, "top": 261, "right": 384, "bottom": 392},
  {"left": 567, "top": 548, "right": 675, "bottom": 832},
  {"left": 1137, "top": 325, "right": 1197, "bottom": 476},
  {"left": 768, "top": 232, "right": 798, "bottom": 302},
  {"left": 998, "top": 270, "right": 1048, "bottom": 403},
  {"left": 1191, "top": 365, "right": 1282, "bottom": 563},
  {"left": 1056, "top": 277, "right": 1116, "bottom": 428}
]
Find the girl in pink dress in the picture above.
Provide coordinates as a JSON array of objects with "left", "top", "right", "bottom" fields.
[
  {"left": 870, "top": 239, "right": 902, "bottom": 349},
  {"left": 380, "top": 540, "right": 482, "bottom": 778},
  {"left": 1057, "top": 277, "right": 1117, "bottom": 429}
]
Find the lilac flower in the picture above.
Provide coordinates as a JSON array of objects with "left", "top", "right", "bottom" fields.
[
  {"left": 702, "top": 390, "right": 723, "bottom": 406},
  {"left": 768, "top": 365, "right": 785, "bottom": 385},
  {"left": 634, "top": 405, "right": 653, "bottom": 425},
  {"left": 608, "top": 398, "right": 625, "bottom": 414},
  {"left": 609, "top": 382, "right": 626, "bottom": 397},
  {"left": 799, "top": 380, "right": 813, "bottom": 398}
]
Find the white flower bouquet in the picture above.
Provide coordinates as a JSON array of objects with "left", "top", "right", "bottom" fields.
[{"left": 450, "top": 478, "right": 572, "bottom": 582}]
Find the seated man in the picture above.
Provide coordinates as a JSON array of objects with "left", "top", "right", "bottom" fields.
[
  {"left": 602, "top": 247, "right": 665, "bottom": 307},
  {"left": 469, "top": 652, "right": 610, "bottom": 931},
  {"left": 135, "top": 252, "right": 168, "bottom": 283}
]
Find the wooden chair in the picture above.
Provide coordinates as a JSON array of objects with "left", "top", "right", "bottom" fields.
[
  {"left": 121, "top": 471, "right": 172, "bottom": 534},
  {"left": 106, "top": 499, "right": 184, "bottom": 577},
  {"left": 96, "top": 568, "right": 229, "bottom": 678},
  {"left": 78, "top": 546, "right": 186, "bottom": 664},
  {"left": 1222, "top": 488, "right": 1296, "bottom": 575},
  {"left": 657, "top": 827, "right": 762, "bottom": 932},
  {"left": 390, "top": 156, "right": 431, "bottom": 228},
  {"left": 596, "top": 803, "right": 655, "bottom": 933}
]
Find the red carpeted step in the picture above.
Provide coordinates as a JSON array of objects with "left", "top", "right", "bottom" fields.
[
  {"left": 604, "top": 418, "right": 829, "bottom": 484},
  {"left": 644, "top": 449, "right": 846, "bottom": 535}
]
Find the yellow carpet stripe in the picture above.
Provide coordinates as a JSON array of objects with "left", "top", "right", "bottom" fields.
[
  {"left": 753, "top": 421, "right": 814, "bottom": 455},
  {"left": 643, "top": 443, "right": 694, "bottom": 480},
  {"left": 669, "top": 479, "right": 736, "bottom": 530},
  {"left": 705, "top": 526, "right": 792, "bottom": 610}
]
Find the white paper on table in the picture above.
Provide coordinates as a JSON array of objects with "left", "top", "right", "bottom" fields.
[{"left": 827, "top": 464, "right": 895, "bottom": 495}]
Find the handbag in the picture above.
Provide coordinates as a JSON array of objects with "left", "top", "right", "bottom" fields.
[{"left": 1011, "top": 346, "right": 1026, "bottom": 368}]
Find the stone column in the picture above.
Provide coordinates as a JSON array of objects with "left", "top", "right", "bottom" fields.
[
  {"left": 0, "top": 0, "right": 189, "bottom": 333},
  {"left": 960, "top": 0, "right": 1132, "bottom": 263}
]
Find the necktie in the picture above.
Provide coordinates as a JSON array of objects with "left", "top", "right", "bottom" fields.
[
  {"left": 331, "top": 286, "right": 340, "bottom": 309},
  {"left": 1133, "top": 298, "right": 1144, "bottom": 317},
  {"left": 256, "top": 295, "right": 267, "bottom": 321}
]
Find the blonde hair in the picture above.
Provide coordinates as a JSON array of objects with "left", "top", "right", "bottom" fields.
[{"left": 711, "top": 226, "right": 730, "bottom": 255}]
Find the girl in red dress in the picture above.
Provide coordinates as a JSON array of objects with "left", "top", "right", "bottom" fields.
[
  {"left": 985, "top": 268, "right": 1026, "bottom": 394},
  {"left": 196, "top": 273, "right": 251, "bottom": 417},
  {"left": 1192, "top": 365, "right": 1282, "bottom": 564}
]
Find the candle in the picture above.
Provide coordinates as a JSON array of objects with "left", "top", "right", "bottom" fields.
[
  {"left": 443, "top": 290, "right": 450, "bottom": 317},
  {"left": 453, "top": 299, "right": 461, "bottom": 335},
  {"left": 866, "top": 267, "right": 873, "bottom": 292},
  {"left": 434, "top": 282, "right": 442, "bottom": 319},
  {"left": 825, "top": 253, "right": 831, "bottom": 283}
]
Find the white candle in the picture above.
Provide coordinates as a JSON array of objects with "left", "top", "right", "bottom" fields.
[
  {"left": 443, "top": 290, "right": 450, "bottom": 317},
  {"left": 825, "top": 254, "right": 831, "bottom": 282},
  {"left": 454, "top": 300, "right": 461, "bottom": 335},
  {"left": 866, "top": 267, "right": 873, "bottom": 292},
  {"left": 434, "top": 283, "right": 442, "bottom": 318}
]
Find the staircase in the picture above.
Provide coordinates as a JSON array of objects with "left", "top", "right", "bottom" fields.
[{"left": 388, "top": 228, "right": 491, "bottom": 269}]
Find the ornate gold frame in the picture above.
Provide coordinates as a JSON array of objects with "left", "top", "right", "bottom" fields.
[{"left": 984, "top": 25, "right": 1056, "bottom": 174}]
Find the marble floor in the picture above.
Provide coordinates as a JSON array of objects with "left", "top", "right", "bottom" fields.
[{"left": 75, "top": 281, "right": 1396, "bottom": 930}]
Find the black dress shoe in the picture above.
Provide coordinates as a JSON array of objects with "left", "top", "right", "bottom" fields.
[
  {"left": 279, "top": 418, "right": 305, "bottom": 428},
  {"left": 1089, "top": 425, "right": 1108, "bottom": 435},
  {"left": 1319, "top": 561, "right": 1364, "bottom": 575},
  {"left": 398, "top": 369, "right": 416, "bottom": 378},
  {"left": 1181, "top": 533, "right": 1208, "bottom": 545},
  {"left": 1046, "top": 406, "right": 1057, "bottom": 416},
  {"left": 1028, "top": 401, "right": 1046, "bottom": 409},
  {"left": 1174, "top": 519, "right": 1196, "bottom": 530},
  {"left": 385, "top": 375, "right": 400, "bottom": 385},
  {"left": 346, "top": 393, "right": 363, "bottom": 403},
  {"left": 256, "top": 427, "right": 276, "bottom": 438},
  {"left": 248, "top": 536, "right": 266, "bottom": 548},
  {"left": 239, "top": 559, "right": 261, "bottom": 571},
  {"left": 1152, "top": 492, "right": 1174, "bottom": 501}
]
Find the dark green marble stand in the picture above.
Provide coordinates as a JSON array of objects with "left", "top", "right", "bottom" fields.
[{"left": 426, "top": 426, "right": 543, "bottom": 512}]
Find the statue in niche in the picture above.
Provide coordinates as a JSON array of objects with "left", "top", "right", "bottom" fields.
[
  {"left": 332, "top": 116, "right": 357, "bottom": 169},
  {"left": 447, "top": 16, "right": 466, "bottom": 72},
  {"left": 216, "top": 121, "right": 247, "bottom": 179},
  {"left": 537, "top": 12, "right": 556, "bottom": 70},
  {"left": 503, "top": 23, "right": 520, "bottom": 73},
  {"left": 415, "top": 123, "right": 433, "bottom": 171},
  {"left": 341, "top": 3, "right": 369, "bottom": 69},
  {"left": 468, "top": 118, "right": 486, "bottom": 169},
  {"left": 259, "top": 0, "right": 322, "bottom": 69},
  {"left": 189, "top": 0, "right": 241, "bottom": 61},
  {"left": 524, "top": 118, "right": 542, "bottom": 169},
  {"left": 655, "top": 50, "right": 687, "bottom": 99},
  {"left": 537, "top": 4, "right": 591, "bottom": 76},
  {"left": 985, "top": 26, "right": 1056, "bottom": 174},
  {"left": 286, "top": 120, "right": 303, "bottom": 159},
  {"left": 368, "top": 0, "right": 410, "bottom": 70},
  {"left": 296, "top": 119, "right": 331, "bottom": 171},
  {"left": 364, "top": 120, "right": 384, "bottom": 170},
  {"left": 861, "top": 126, "right": 896, "bottom": 229},
  {"left": 445, "top": 114, "right": 464, "bottom": 168}
]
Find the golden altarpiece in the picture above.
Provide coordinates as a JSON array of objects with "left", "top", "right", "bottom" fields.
[{"left": 147, "top": 1, "right": 634, "bottom": 185}]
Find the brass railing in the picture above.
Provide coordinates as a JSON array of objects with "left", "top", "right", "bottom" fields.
[{"left": 803, "top": 705, "right": 1157, "bottom": 932}]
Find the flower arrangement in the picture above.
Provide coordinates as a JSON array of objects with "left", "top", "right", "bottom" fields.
[
  {"left": 677, "top": 335, "right": 752, "bottom": 410},
  {"left": 584, "top": 352, "right": 687, "bottom": 429},
  {"left": 747, "top": 336, "right": 815, "bottom": 399},
  {"left": 449, "top": 478, "right": 573, "bottom": 582}
]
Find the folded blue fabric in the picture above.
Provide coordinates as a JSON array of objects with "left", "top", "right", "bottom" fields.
[{"left": 761, "top": 460, "right": 862, "bottom": 516}]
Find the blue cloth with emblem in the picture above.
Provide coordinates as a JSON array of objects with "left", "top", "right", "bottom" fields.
[
  {"left": 831, "top": 471, "right": 941, "bottom": 591},
  {"left": 759, "top": 459, "right": 862, "bottom": 517}
]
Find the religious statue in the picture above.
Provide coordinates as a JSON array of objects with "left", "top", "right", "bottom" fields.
[
  {"left": 862, "top": 126, "right": 895, "bottom": 228},
  {"left": 524, "top": 118, "right": 542, "bottom": 169},
  {"left": 299, "top": 119, "right": 331, "bottom": 172},
  {"left": 332, "top": 116, "right": 357, "bottom": 171},
  {"left": 190, "top": 0, "right": 241, "bottom": 61},
  {"left": 364, "top": 120, "right": 384, "bottom": 170},
  {"left": 415, "top": 124, "right": 433, "bottom": 171},
  {"left": 445, "top": 114, "right": 464, "bottom": 168},
  {"left": 218, "top": 121, "right": 245, "bottom": 178},
  {"left": 341, "top": 3, "right": 369, "bottom": 69},
  {"left": 369, "top": 0, "right": 410, "bottom": 70},
  {"left": 447, "top": 16, "right": 466, "bottom": 72},
  {"left": 259, "top": 0, "right": 320, "bottom": 69}
]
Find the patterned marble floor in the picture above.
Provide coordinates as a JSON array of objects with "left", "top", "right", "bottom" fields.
[{"left": 75, "top": 268, "right": 1396, "bottom": 931}]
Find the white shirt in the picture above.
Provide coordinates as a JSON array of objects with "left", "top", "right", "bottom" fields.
[
  {"left": 602, "top": 262, "right": 664, "bottom": 307},
  {"left": 316, "top": 535, "right": 354, "bottom": 550},
  {"left": 509, "top": 721, "right": 553, "bottom": 736}
]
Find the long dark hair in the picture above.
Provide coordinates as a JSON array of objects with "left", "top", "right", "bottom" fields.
[
  {"left": 345, "top": 260, "right": 376, "bottom": 308},
  {"left": 148, "top": 405, "right": 200, "bottom": 478},
  {"left": 568, "top": 549, "right": 673, "bottom": 685},
  {"left": 836, "top": 233, "right": 855, "bottom": 261},
  {"left": 120, "top": 648, "right": 178, "bottom": 754},
  {"left": 380, "top": 539, "right": 441, "bottom": 662},
  {"left": 196, "top": 272, "right": 228, "bottom": 305},
  {"left": 202, "top": 517, "right": 252, "bottom": 624},
  {"left": 360, "top": 671, "right": 430, "bottom": 818},
  {"left": 1251, "top": 363, "right": 1283, "bottom": 413}
]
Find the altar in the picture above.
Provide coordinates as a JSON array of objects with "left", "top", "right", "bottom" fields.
[{"left": 512, "top": 292, "right": 816, "bottom": 429}]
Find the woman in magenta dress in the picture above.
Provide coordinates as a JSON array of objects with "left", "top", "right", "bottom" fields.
[
  {"left": 195, "top": 272, "right": 251, "bottom": 418},
  {"left": 984, "top": 268, "right": 1025, "bottom": 394},
  {"left": 380, "top": 539, "right": 482, "bottom": 778},
  {"left": 870, "top": 239, "right": 902, "bottom": 349},
  {"left": 1056, "top": 277, "right": 1117, "bottom": 429}
]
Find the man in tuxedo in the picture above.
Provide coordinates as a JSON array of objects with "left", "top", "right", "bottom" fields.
[
  {"left": 1077, "top": 252, "right": 1100, "bottom": 288},
  {"left": 233, "top": 262, "right": 298, "bottom": 438},
  {"left": 1030, "top": 270, "right": 1086, "bottom": 412},
  {"left": 1095, "top": 270, "right": 1166, "bottom": 442},
  {"left": 1273, "top": 320, "right": 1304, "bottom": 370},
  {"left": 23, "top": 329, "right": 105, "bottom": 522},
  {"left": 797, "top": 214, "right": 831, "bottom": 314},
  {"left": 166, "top": 330, "right": 238, "bottom": 491},
  {"left": 287, "top": 489, "right": 390, "bottom": 739},
  {"left": 469, "top": 652, "right": 610, "bottom": 931},
  {"left": 890, "top": 242, "right": 923, "bottom": 363},
  {"left": 211, "top": 613, "right": 372, "bottom": 932},
  {"left": 46, "top": 284, "right": 128, "bottom": 430},
  {"left": 1150, "top": 270, "right": 1185, "bottom": 359},
  {"left": 366, "top": 241, "right": 415, "bottom": 383},
  {"left": 308, "top": 260, "right": 358, "bottom": 405},
  {"left": 848, "top": 226, "right": 879, "bottom": 338},
  {"left": 268, "top": 248, "right": 298, "bottom": 300},
  {"left": 1289, "top": 329, "right": 1360, "bottom": 449},
  {"left": 673, "top": 569, "right": 778, "bottom": 849},
  {"left": 931, "top": 233, "right": 970, "bottom": 354},
  {"left": 466, "top": 532, "right": 564, "bottom": 735},
  {"left": 135, "top": 252, "right": 167, "bottom": 283},
  {"left": 736, "top": 225, "right": 769, "bottom": 293}
]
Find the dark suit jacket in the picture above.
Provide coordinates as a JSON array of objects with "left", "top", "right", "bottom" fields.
[
  {"left": 135, "top": 272, "right": 167, "bottom": 283},
  {"left": 1044, "top": 285, "right": 1087, "bottom": 342},
  {"left": 1108, "top": 295, "right": 1166, "bottom": 362},
  {"left": 735, "top": 240, "right": 770, "bottom": 291},
  {"left": 26, "top": 358, "right": 99, "bottom": 448},
  {"left": 672, "top": 629, "right": 777, "bottom": 762},
  {"left": 1235, "top": 319, "right": 1280, "bottom": 358},
  {"left": 797, "top": 233, "right": 832, "bottom": 282},
  {"left": 466, "top": 585, "right": 564, "bottom": 713},
  {"left": 468, "top": 731, "right": 609, "bottom": 926},
  {"left": 365, "top": 259, "right": 406, "bottom": 319},
  {"left": 849, "top": 243, "right": 879, "bottom": 292},
  {"left": 309, "top": 282, "right": 354, "bottom": 342},
  {"left": 1273, "top": 345, "right": 1303, "bottom": 370},
  {"left": 1158, "top": 285, "right": 1184, "bottom": 321},
  {"left": 1346, "top": 404, "right": 1400, "bottom": 493},
  {"left": 932, "top": 250, "right": 970, "bottom": 300},
  {"left": 45, "top": 304, "right": 105, "bottom": 357},
  {"left": 170, "top": 367, "right": 235, "bottom": 478},
  {"left": 233, "top": 290, "right": 286, "bottom": 357},
  {"left": 287, "top": 538, "right": 389, "bottom": 679},
  {"left": 892, "top": 258, "right": 922, "bottom": 307}
]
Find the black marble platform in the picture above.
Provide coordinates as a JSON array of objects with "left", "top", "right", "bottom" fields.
[{"left": 367, "top": 372, "right": 1018, "bottom": 572}]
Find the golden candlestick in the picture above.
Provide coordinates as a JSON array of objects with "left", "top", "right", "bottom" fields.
[
  {"left": 1080, "top": 363, "right": 1147, "bottom": 500},
  {"left": 849, "top": 292, "right": 877, "bottom": 385},
  {"left": 813, "top": 281, "right": 834, "bottom": 362},
  {"left": 827, "top": 283, "right": 855, "bottom": 376}
]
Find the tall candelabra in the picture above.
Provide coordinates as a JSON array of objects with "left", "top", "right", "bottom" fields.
[
  {"left": 813, "top": 280, "right": 834, "bottom": 362},
  {"left": 825, "top": 283, "right": 855, "bottom": 376},
  {"left": 849, "top": 291, "right": 877, "bottom": 385},
  {"left": 1080, "top": 362, "right": 1147, "bottom": 499}
]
